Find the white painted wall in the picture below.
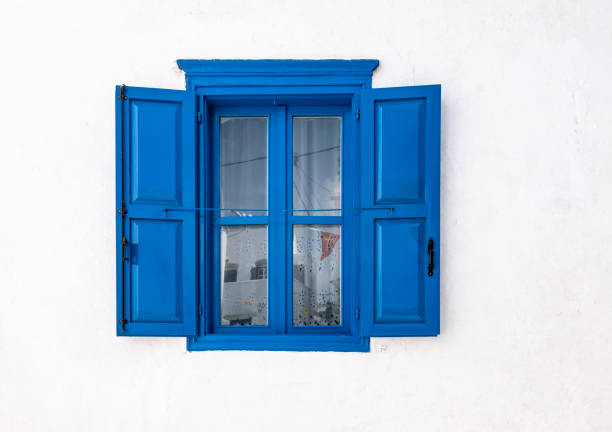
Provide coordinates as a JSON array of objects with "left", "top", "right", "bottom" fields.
[{"left": 1, "top": 1, "right": 611, "bottom": 430}]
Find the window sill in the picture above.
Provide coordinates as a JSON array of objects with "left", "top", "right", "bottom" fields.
[{"left": 188, "top": 334, "right": 370, "bottom": 352}]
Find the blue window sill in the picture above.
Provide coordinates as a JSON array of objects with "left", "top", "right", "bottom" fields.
[{"left": 188, "top": 335, "right": 370, "bottom": 352}]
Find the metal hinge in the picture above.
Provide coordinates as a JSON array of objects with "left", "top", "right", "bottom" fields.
[
  {"left": 118, "top": 84, "right": 127, "bottom": 101},
  {"left": 119, "top": 319, "right": 128, "bottom": 331},
  {"left": 198, "top": 304, "right": 203, "bottom": 316},
  {"left": 197, "top": 111, "right": 203, "bottom": 123},
  {"left": 356, "top": 109, "right": 360, "bottom": 121},
  {"left": 117, "top": 202, "right": 127, "bottom": 215},
  {"left": 355, "top": 308, "right": 360, "bottom": 320}
]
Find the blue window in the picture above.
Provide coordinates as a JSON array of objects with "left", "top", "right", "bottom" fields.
[{"left": 116, "top": 60, "right": 440, "bottom": 351}]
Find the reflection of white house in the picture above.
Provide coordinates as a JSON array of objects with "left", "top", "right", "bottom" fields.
[
  {"left": 293, "top": 254, "right": 340, "bottom": 326},
  {"left": 292, "top": 227, "right": 341, "bottom": 326},
  {"left": 221, "top": 227, "right": 268, "bottom": 325},
  {"left": 221, "top": 277, "right": 268, "bottom": 325},
  {"left": 220, "top": 225, "right": 340, "bottom": 326}
]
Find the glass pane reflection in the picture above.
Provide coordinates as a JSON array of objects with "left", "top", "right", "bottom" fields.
[
  {"left": 293, "top": 117, "right": 341, "bottom": 216},
  {"left": 220, "top": 225, "right": 268, "bottom": 326},
  {"left": 293, "top": 225, "right": 341, "bottom": 326},
  {"left": 220, "top": 117, "right": 268, "bottom": 217}
]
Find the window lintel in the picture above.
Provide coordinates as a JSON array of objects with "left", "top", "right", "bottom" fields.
[{"left": 177, "top": 59, "right": 379, "bottom": 88}]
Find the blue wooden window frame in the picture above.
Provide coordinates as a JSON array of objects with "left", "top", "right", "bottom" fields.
[
  {"left": 193, "top": 97, "right": 364, "bottom": 352},
  {"left": 116, "top": 60, "right": 440, "bottom": 352},
  {"left": 180, "top": 60, "right": 379, "bottom": 351}
]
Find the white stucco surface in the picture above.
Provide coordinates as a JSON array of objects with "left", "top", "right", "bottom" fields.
[{"left": 1, "top": 1, "right": 611, "bottom": 430}]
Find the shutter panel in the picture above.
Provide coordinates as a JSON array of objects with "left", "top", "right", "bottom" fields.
[
  {"left": 116, "top": 85, "right": 196, "bottom": 336},
  {"left": 359, "top": 85, "right": 440, "bottom": 336}
]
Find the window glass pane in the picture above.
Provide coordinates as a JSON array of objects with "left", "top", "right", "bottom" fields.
[
  {"left": 220, "top": 225, "right": 268, "bottom": 326},
  {"left": 293, "top": 117, "right": 341, "bottom": 216},
  {"left": 293, "top": 225, "right": 341, "bottom": 326},
  {"left": 220, "top": 117, "right": 267, "bottom": 217}
]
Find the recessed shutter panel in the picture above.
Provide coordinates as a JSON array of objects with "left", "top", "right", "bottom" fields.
[
  {"left": 359, "top": 85, "right": 440, "bottom": 336},
  {"left": 116, "top": 85, "right": 196, "bottom": 336}
]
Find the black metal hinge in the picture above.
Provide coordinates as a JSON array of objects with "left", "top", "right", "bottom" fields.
[
  {"left": 355, "top": 308, "right": 360, "bottom": 320},
  {"left": 119, "top": 83, "right": 127, "bottom": 334},
  {"left": 118, "top": 84, "right": 127, "bottom": 101},
  {"left": 119, "top": 319, "right": 128, "bottom": 332},
  {"left": 117, "top": 202, "right": 127, "bottom": 215},
  {"left": 356, "top": 109, "right": 360, "bottom": 121},
  {"left": 197, "top": 111, "right": 203, "bottom": 123}
]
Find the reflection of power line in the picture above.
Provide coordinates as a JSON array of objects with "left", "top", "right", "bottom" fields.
[
  {"left": 293, "top": 145, "right": 340, "bottom": 163},
  {"left": 294, "top": 163, "right": 334, "bottom": 194},
  {"left": 224, "top": 226, "right": 247, "bottom": 238},
  {"left": 293, "top": 184, "right": 311, "bottom": 216},
  {"left": 221, "top": 144, "right": 340, "bottom": 217},
  {"left": 293, "top": 166, "right": 316, "bottom": 209},
  {"left": 221, "top": 155, "right": 267, "bottom": 167},
  {"left": 221, "top": 146, "right": 339, "bottom": 169},
  {"left": 294, "top": 167, "right": 322, "bottom": 209}
]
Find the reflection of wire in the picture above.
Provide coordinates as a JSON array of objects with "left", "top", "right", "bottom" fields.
[
  {"left": 224, "top": 226, "right": 248, "bottom": 238},
  {"left": 220, "top": 146, "right": 339, "bottom": 168},
  {"left": 221, "top": 155, "right": 267, "bottom": 167},
  {"left": 294, "top": 165, "right": 334, "bottom": 213},
  {"left": 294, "top": 163, "right": 334, "bottom": 194},
  {"left": 293, "top": 184, "right": 311, "bottom": 216},
  {"left": 294, "top": 152, "right": 341, "bottom": 213},
  {"left": 294, "top": 167, "right": 317, "bottom": 209},
  {"left": 301, "top": 226, "right": 340, "bottom": 234},
  {"left": 293, "top": 145, "right": 340, "bottom": 162},
  {"left": 294, "top": 168, "right": 321, "bottom": 210}
]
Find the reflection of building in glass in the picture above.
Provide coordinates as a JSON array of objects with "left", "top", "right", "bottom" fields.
[
  {"left": 292, "top": 226, "right": 341, "bottom": 326},
  {"left": 220, "top": 226, "right": 268, "bottom": 326},
  {"left": 221, "top": 278, "right": 267, "bottom": 326},
  {"left": 223, "top": 260, "right": 238, "bottom": 283},
  {"left": 250, "top": 258, "right": 267, "bottom": 280}
]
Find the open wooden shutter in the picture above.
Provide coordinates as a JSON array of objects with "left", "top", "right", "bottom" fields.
[
  {"left": 116, "top": 85, "right": 196, "bottom": 336},
  {"left": 359, "top": 85, "right": 440, "bottom": 336}
]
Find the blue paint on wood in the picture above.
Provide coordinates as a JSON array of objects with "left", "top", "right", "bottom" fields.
[
  {"left": 360, "top": 84, "right": 440, "bottom": 337},
  {"left": 116, "top": 60, "right": 441, "bottom": 349},
  {"left": 177, "top": 59, "right": 379, "bottom": 75},
  {"left": 130, "top": 219, "right": 183, "bottom": 323},
  {"left": 374, "top": 219, "right": 426, "bottom": 323},
  {"left": 116, "top": 85, "right": 196, "bottom": 336},
  {"left": 130, "top": 99, "right": 182, "bottom": 204},
  {"left": 375, "top": 98, "right": 425, "bottom": 204}
]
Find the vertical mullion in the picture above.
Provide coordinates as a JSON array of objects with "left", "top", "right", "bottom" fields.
[{"left": 270, "top": 106, "right": 287, "bottom": 333}]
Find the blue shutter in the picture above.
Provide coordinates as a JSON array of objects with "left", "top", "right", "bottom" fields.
[
  {"left": 359, "top": 85, "right": 440, "bottom": 336},
  {"left": 116, "top": 85, "right": 196, "bottom": 336}
]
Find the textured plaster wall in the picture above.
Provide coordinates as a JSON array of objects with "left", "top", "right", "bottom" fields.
[{"left": 1, "top": 1, "right": 611, "bottom": 431}]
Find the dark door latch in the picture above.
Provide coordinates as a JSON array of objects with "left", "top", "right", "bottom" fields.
[
  {"left": 427, "top": 238, "right": 435, "bottom": 277},
  {"left": 121, "top": 237, "right": 129, "bottom": 262}
]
